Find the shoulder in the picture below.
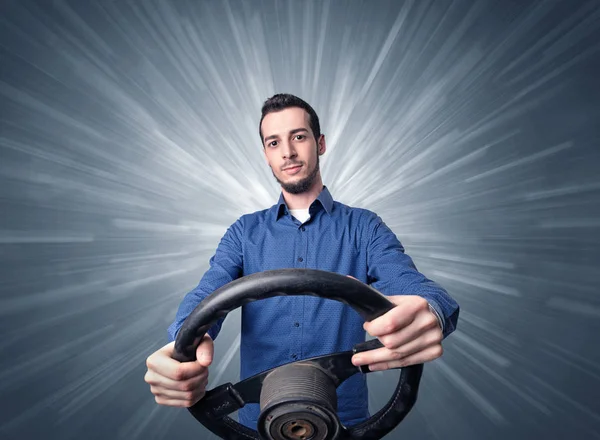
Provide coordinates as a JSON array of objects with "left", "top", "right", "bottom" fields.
[
  {"left": 333, "top": 203, "right": 402, "bottom": 251},
  {"left": 232, "top": 205, "right": 276, "bottom": 234},
  {"left": 333, "top": 201, "right": 381, "bottom": 225},
  {"left": 217, "top": 208, "right": 270, "bottom": 246},
  {"left": 239, "top": 206, "right": 272, "bottom": 224},
  {"left": 331, "top": 202, "right": 386, "bottom": 241}
]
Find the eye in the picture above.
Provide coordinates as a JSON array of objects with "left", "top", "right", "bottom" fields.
[
  {"left": 268, "top": 140, "right": 278, "bottom": 147},
  {"left": 294, "top": 135, "right": 305, "bottom": 141}
]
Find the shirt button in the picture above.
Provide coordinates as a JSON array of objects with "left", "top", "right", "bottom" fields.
[
  {"left": 301, "top": 227, "right": 305, "bottom": 231},
  {"left": 298, "top": 257, "right": 303, "bottom": 262},
  {"left": 294, "top": 322, "right": 300, "bottom": 327},
  {"left": 292, "top": 354, "right": 298, "bottom": 359}
]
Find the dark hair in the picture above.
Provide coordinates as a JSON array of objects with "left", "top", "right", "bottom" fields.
[{"left": 259, "top": 93, "right": 321, "bottom": 144}]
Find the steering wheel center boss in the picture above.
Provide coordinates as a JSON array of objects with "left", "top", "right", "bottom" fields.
[
  {"left": 173, "top": 269, "right": 424, "bottom": 440},
  {"left": 258, "top": 362, "right": 338, "bottom": 440}
]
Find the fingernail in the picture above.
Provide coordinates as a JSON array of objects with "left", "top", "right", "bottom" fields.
[{"left": 352, "top": 356, "right": 363, "bottom": 366}]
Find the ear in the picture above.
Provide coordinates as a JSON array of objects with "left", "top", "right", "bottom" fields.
[{"left": 317, "top": 134, "right": 326, "bottom": 155}]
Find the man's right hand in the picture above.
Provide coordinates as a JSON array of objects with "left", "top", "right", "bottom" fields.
[{"left": 144, "top": 334, "right": 214, "bottom": 407}]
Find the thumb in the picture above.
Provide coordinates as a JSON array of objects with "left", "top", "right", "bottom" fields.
[{"left": 195, "top": 334, "right": 214, "bottom": 367}]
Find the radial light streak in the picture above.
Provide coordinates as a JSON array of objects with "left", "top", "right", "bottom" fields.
[
  {"left": 0, "top": 1, "right": 599, "bottom": 440},
  {"left": 436, "top": 360, "right": 506, "bottom": 425}
]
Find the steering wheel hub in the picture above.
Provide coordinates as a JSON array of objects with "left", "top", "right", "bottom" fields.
[
  {"left": 263, "top": 404, "right": 335, "bottom": 440},
  {"left": 258, "top": 363, "right": 339, "bottom": 440},
  {"left": 282, "top": 419, "right": 314, "bottom": 439}
]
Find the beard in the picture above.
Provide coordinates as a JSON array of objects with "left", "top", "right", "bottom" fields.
[{"left": 272, "top": 154, "right": 320, "bottom": 195}]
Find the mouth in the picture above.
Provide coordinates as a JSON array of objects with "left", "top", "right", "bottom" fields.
[{"left": 282, "top": 164, "right": 303, "bottom": 175}]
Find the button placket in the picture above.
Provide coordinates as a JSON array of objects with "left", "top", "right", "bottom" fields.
[
  {"left": 298, "top": 223, "right": 308, "bottom": 360},
  {"left": 297, "top": 222, "right": 308, "bottom": 269}
]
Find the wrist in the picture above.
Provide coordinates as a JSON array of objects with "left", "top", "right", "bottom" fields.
[{"left": 427, "top": 302, "right": 444, "bottom": 332}]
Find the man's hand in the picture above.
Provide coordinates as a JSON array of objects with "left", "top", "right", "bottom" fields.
[
  {"left": 144, "top": 334, "right": 214, "bottom": 407},
  {"left": 351, "top": 295, "right": 443, "bottom": 371}
]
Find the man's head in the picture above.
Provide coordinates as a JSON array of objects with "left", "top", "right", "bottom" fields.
[{"left": 259, "top": 94, "right": 326, "bottom": 195}]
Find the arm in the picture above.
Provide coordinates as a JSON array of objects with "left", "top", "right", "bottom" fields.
[
  {"left": 167, "top": 218, "right": 244, "bottom": 342},
  {"left": 366, "top": 214, "right": 459, "bottom": 339}
]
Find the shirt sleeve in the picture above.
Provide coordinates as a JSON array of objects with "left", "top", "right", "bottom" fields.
[
  {"left": 167, "top": 218, "right": 244, "bottom": 342},
  {"left": 366, "top": 214, "right": 459, "bottom": 339}
]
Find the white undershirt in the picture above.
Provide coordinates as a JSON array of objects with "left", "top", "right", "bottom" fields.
[{"left": 289, "top": 208, "right": 310, "bottom": 223}]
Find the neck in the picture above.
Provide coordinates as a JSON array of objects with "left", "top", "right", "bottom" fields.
[{"left": 281, "top": 175, "right": 324, "bottom": 210}]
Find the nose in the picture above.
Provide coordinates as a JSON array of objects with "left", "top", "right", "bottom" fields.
[{"left": 280, "top": 140, "right": 297, "bottom": 159}]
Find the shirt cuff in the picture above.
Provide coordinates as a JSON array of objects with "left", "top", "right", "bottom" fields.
[{"left": 427, "top": 302, "right": 444, "bottom": 333}]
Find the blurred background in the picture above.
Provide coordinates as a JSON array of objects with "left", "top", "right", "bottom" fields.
[{"left": 1, "top": 0, "right": 599, "bottom": 439}]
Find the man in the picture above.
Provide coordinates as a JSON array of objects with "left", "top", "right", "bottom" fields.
[{"left": 145, "top": 93, "right": 460, "bottom": 430}]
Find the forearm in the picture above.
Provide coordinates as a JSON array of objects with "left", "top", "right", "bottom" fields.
[
  {"left": 167, "top": 218, "right": 244, "bottom": 343},
  {"left": 366, "top": 214, "right": 459, "bottom": 339},
  {"left": 167, "top": 286, "right": 225, "bottom": 342}
]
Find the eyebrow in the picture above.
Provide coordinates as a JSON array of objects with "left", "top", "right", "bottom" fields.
[{"left": 264, "top": 128, "right": 309, "bottom": 143}]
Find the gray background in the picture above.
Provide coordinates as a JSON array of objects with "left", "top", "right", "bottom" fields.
[{"left": 1, "top": 0, "right": 599, "bottom": 439}]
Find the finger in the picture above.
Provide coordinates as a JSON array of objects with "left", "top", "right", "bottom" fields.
[
  {"left": 363, "top": 305, "right": 416, "bottom": 337},
  {"left": 387, "top": 324, "right": 442, "bottom": 360},
  {"left": 368, "top": 343, "right": 444, "bottom": 371},
  {"left": 351, "top": 345, "right": 393, "bottom": 366},
  {"left": 379, "top": 329, "right": 442, "bottom": 366},
  {"left": 154, "top": 393, "right": 206, "bottom": 408},
  {"left": 352, "top": 324, "right": 442, "bottom": 367},
  {"left": 145, "top": 369, "right": 208, "bottom": 391},
  {"left": 377, "top": 309, "right": 440, "bottom": 350},
  {"left": 195, "top": 334, "right": 214, "bottom": 367},
  {"left": 146, "top": 349, "right": 206, "bottom": 382},
  {"left": 151, "top": 377, "right": 208, "bottom": 400}
]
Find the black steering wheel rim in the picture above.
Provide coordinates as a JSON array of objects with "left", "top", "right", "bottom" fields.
[{"left": 173, "top": 269, "right": 424, "bottom": 440}]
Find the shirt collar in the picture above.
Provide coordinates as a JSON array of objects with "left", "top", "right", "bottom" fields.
[{"left": 275, "top": 186, "right": 334, "bottom": 220}]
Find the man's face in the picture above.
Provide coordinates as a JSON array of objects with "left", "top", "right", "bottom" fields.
[{"left": 261, "top": 107, "right": 325, "bottom": 194}]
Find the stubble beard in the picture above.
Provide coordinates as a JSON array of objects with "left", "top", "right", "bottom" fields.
[{"left": 273, "top": 154, "right": 320, "bottom": 195}]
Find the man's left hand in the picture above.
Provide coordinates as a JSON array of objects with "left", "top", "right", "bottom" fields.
[{"left": 351, "top": 295, "right": 443, "bottom": 371}]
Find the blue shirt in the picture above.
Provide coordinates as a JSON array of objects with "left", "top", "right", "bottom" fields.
[{"left": 168, "top": 186, "right": 459, "bottom": 429}]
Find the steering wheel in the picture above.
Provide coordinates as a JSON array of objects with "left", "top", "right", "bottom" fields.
[{"left": 173, "top": 269, "right": 424, "bottom": 440}]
